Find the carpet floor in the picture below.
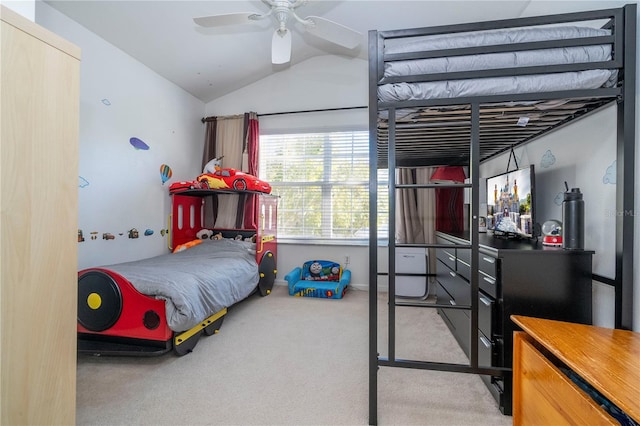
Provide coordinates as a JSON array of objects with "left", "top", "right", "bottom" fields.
[{"left": 76, "top": 285, "right": 512, "bottom": 425}]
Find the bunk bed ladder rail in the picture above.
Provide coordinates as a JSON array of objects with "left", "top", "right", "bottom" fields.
[{"left": 380, "top": 107, "right": 507, "bottom": 372}]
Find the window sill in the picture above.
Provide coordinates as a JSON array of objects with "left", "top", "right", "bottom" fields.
[{"left": 277, "top": 238, "right": 389, "bottom": 247}]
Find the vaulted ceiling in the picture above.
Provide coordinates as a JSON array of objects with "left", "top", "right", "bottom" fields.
[{"left": 42, "top": 1, "right": 622, "bottom": 103}]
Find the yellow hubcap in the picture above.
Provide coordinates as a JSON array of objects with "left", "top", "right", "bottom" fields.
[{"left": 87, "top": 293, "right": 102, "bottom": 310}]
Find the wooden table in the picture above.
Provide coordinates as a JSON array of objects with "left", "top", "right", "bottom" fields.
[{"left": 511, "top": 315, "right": 640, "bottom": 425}]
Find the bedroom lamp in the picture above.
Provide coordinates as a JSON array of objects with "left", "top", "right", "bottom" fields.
[
  {"left": 431, "top": 166, "right": 466, "bottom": 234},
  {"left": 430, "top": 166, "right": 466, "bottom": 183}
]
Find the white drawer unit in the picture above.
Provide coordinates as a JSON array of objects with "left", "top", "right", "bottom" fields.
[{"left": 395, "top": 247, "right": 428, "bottom": 298}]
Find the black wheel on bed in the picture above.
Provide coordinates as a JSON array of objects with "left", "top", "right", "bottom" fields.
[
  {"left": 203, "top": 316, "right": 225, "bottom": 336},
  {"left": 258, "top": 250, "right": 276, "bottom": 297},
  {"left": 77, "top": 271, "right": 123, "bottom": 332},
  {"left": 173, "top": 331, "right": 202, "bottom": 356}
]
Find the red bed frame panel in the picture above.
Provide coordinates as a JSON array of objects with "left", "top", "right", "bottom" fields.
[
  {"left": 170, "top": 191, "right": 278, "bottom": 268},
  {"left": 76, "top": 189, "right": 277, "bottom": 356},
  {"left": 77, "top": 268, "right": 172, "bottom": 341},
  {"left": 77, "top": 267, "right": 174, "bottom": 355}
]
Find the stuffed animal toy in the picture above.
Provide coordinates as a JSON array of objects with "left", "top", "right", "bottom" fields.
[
  {"left": 212, "top": 232, "right": 223, "bottom": 240},
  {"left": 196, "top": 229, "right": 213, "bottom": 240},
  {"left": 301, "top": 260, "right": 342, "bottom": 281},
  {"left": 203, "top": 156, "right": 224, "bottom": 174},
  {"left": 173, "top": 239, "right": 202, "bottom": 253}
]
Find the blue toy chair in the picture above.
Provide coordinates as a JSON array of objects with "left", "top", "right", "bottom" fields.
[{"left": 285, "top": 260, "right": 351, "bottom": 299}]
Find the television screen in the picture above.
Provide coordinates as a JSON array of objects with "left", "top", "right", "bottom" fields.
[{"left": 486, "top": 166, "right": 535, "bottom": 238}]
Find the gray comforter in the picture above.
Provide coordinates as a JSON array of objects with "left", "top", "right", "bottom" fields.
[
  {"left": 379, "top": 26, "right": 615, "bottom": 102},
  {"left": 104, "top": 239, "right": 259, "bottom": 332}
]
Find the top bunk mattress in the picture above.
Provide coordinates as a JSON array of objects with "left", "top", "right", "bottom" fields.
[
  {"left": 103, "top": 239, "right": 259, "bottom": 332},
  {"left": 378, "top": 25, "right": 616, "bottom": 103}
]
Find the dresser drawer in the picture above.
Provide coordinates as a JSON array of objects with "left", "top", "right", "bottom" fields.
[
  {"left": 481, "top": 375, "right": 504, "bottom": 411},
  {"left": 457, "top": 258, "right": 471, "bottom": 281},
  {"left": 437, "top": 281, "right": 470, "bottom": 358},
  {"left": 436, "top": 281, "right": 453, "bottom": 306},
  {"left": 436, "top": 248, "right": 456, "bottom": 271},
  {"left": 456, "top": 246, "right": 471, "bottom": 265},
  {"left": 447, "top": 308, "right": 470, "bottom": 357},
  {"left": 438, "top": 268, "right": 470, "bottom": 306},
  {"left": 479, "top": 253, "right": 497, "bottom": 278},
  {"left": 456, "top": 246, "right": 471, "bottom": 280},
  {"left": 478, "top": 291, "right": 494, "bottom": 338},
  {"left": 513, "top": 332, "right": 617, "bottom": 425},
  {"left": 478, "top": 328, "right": 494, "bottom": 367},
  {"left": 479, "top": 270, "right": 498, "bottom": 299}
]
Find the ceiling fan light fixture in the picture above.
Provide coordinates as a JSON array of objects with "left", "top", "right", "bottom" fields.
[
  {"left": 271, "top": 28, "right": 292, "bottom": 64},
  {"left": 193, "top": 0, "right": 362, "bottom": 64}
]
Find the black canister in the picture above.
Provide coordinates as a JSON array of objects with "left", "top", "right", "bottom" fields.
[{"left": 562, "top": 187, "right": 585, "bottom": 250}]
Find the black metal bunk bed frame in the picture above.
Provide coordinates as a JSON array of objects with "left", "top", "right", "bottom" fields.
[{"left": 368, "top": 5, "right": 636, "bottom": 424}]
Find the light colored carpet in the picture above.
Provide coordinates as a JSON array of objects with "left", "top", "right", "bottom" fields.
[{"left": 76, "top": 285, "right": 512, "bottom": 425}]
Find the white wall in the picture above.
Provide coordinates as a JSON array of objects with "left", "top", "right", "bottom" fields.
[
  {"left": 1, "top": 0, "right": 35, "bottom": 20},
  {"left": 480, "top": 105, "right": 620, "bottom": 327},
  {"left": 36, "top": 3, "right": 206, "bottom": 269},
  {"left": 206, "top": 54, "right": 368, "bottom": 116}
]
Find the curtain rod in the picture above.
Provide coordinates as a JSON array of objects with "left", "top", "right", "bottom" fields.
[
  {"left": 201, "top": 114, "right": 244, "bottom": 123},
  {"left": 201, "top": 106, "right": 367, "bottom": 122},
  {"left": 258, "top": 105, "right": 367, "bottom": 117}
]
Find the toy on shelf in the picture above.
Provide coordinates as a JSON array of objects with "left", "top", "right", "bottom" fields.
[
  {"left": 168, "top": 180, "right": 205, "bottom": 193},
  {"left": 169, "top": 156, "right": 272, "bottom": 194},
  {"left": 285, "top": 260, "right": 351, "bottom": 299},
  {"left": 196, "top": 168, "right": 271, "bottom": 193}
]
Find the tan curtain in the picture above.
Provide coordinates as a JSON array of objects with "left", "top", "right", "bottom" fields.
[
  {"left": 212, "top": 115, "right": 245, "bottom": 229},
  {"left": 417, "top": 167, "right": 437, "bottom": 281},
  {"left": 396, "top": 167, "right": 437, "bottom": 285},
  {"left": 396, "top": 168, "right": 424, "bottom": 243}
]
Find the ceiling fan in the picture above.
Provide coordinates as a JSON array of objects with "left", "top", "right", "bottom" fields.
[{"left": 193, "top": 0, "right": 362, "bottom": 65}]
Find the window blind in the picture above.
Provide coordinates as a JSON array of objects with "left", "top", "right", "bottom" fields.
[{"left": 260, "top": 131, "right": 388, "bottom": 241}]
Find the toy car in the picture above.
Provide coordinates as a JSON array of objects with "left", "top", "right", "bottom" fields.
[
  {"left": 168, "top": 180, "right": 204, "bottom": 193},
  {"left": 196, "top": 168, "right": 272, "bottom": 193}
]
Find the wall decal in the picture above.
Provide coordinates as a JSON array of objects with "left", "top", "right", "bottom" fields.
[
  {"left": 160, "top": 164, "right": 173, "bottom": 185},
  {"left": 90, "top": 232, "right": 98, "bottom": 240},
  {"left": 129, "top": 137, "right": 150, "bottom": 150},
  {"left": 128, "top": 229, "right": 139, "bottom": 239},
  {"left": 540, "top": 150, "right": 556, "bottom": 169},
  {"left": 101, "top": 98, "right": 111, "bottom": 106},
  {"left": 102, "top": 233, "right": 115, "bottom": 240},
  {"left": 79, "top": 176, "right": 89, "bottom": 188},
  {"left": 603, "top": 160, "right": 616, "bottom": 184},
  {"left": 78, "top": 230, "right": 85, "bottom": 242},
  {"left": 144, "top": 229, "right": 154, "bottom": 236},
  {"left": 160, "top": 229, "right": 168, "bottom": 236},
  {"left": 553, "top": 192, "right": 563, "bottom": 206}
]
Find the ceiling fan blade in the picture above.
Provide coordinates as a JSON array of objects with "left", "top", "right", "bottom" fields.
[
  {"left": 304, "top": 16, "right": 362, "bottom": 49},
  {"left": 193, "top": 13, "right": 257, "bottom": 27},
  {"left": 272, "top": 29, "right": 292, "bottom": 64}
]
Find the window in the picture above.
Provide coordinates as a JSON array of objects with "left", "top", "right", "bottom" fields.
[{"left": 260, "top": 131, "right": 388, "bottom": 241}]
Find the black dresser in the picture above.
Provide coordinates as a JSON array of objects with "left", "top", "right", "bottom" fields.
[{"left": 435, "top": 231, "right": 593, "bottom": 415}]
